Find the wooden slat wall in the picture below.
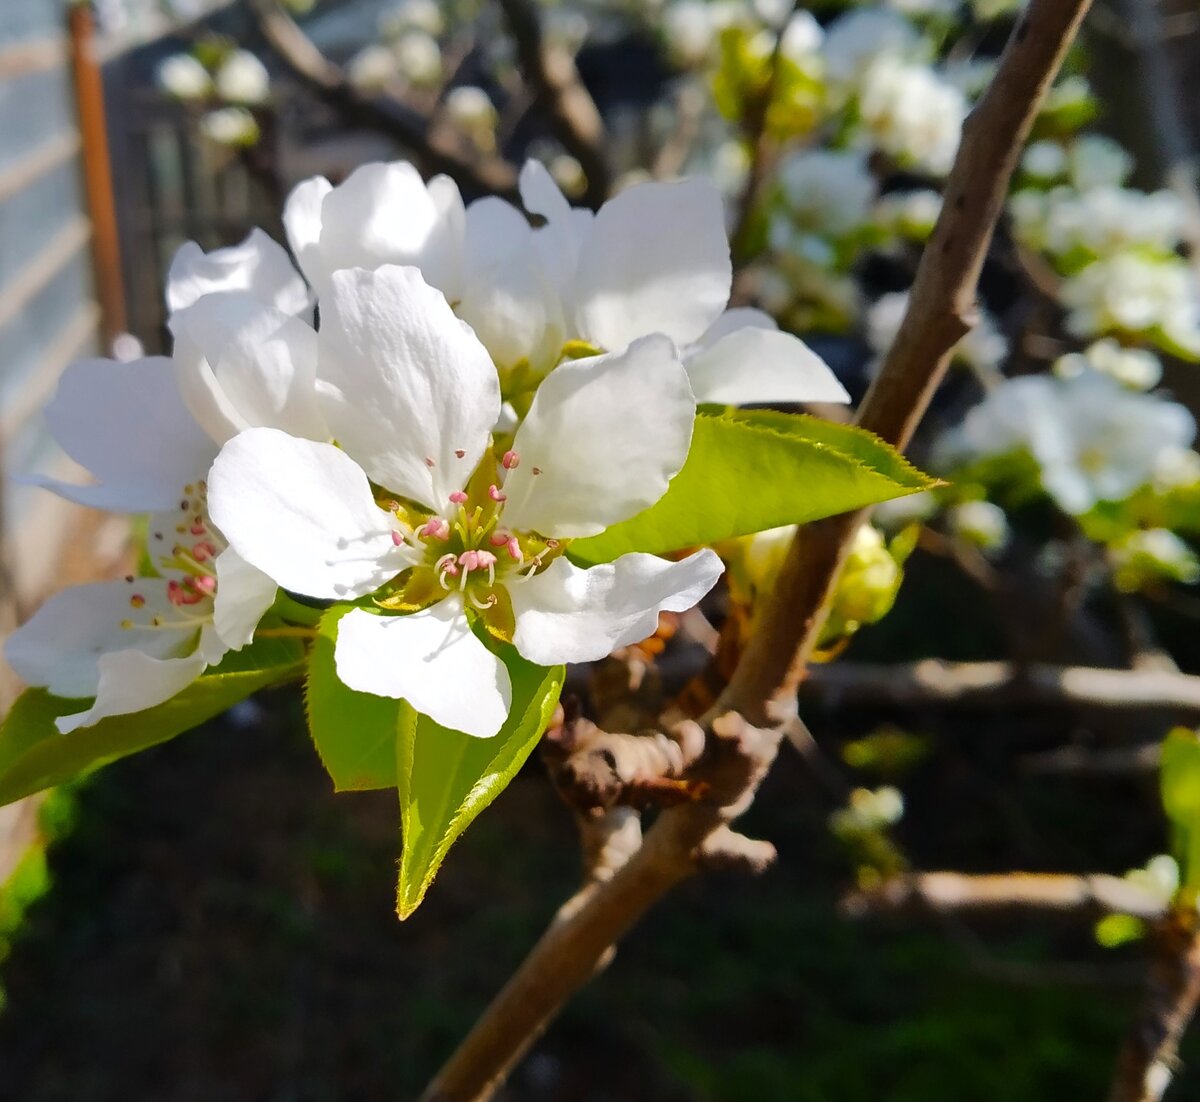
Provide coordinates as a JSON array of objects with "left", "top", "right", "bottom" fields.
[{"left": 0, "top": 2, "right": 104, "bottom": 606}]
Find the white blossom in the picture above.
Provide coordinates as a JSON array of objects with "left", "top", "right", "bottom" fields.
[
  {"left": 776, "top": 149, "right": 876, "bottom": 237},
  {"left": 166, "top": 229, "right": 311, "bottom": 317},
  {"left": 1069, "top": 134, "right": 1133, "bottom": 191},
  {"left": 1021, "top": 140, "right": 1067, "bottom": 182},
  {"left": 394, "top": 30, "right": 443, "bottom": 87},
  {"left": 940, "top": 372, "right": 1196, "bottom": 514},
  {"left": 1053, "top": 339, "right": 1163, "bottom": 392},
  {"left": 207, "top": 266, "right": 723, "bottom": 739},
  {"left": 821, "top": 9, "right": 920, "bottom": 85},
  {"left": 1059, "top": 255, "right": 1200, "bottom": 348},
  {"left": 348, "top": 44, "right": 399, "bottom": 92},
  {"left": 158, "top": 53, "right": 211, "bottom": 101},
  {"left": 857, "top": 56, "right": 966, "bottom": 176},
  {"left": 949, "top": 500, "right": 1010, "bottom": 552},
  {"left": 199, "top": 107, "right": 259, "bottom": 147},
  {"left": 214, "top": 49, "right": 270, "bottom": 105}
]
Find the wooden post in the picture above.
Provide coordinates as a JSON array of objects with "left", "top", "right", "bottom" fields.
[{"left": 66, "top": 2, "right": 126, "bottom": 346}]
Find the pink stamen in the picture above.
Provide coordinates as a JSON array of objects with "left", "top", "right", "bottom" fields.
[
  {"left": 489, "top": 530, "right": 510, "bottom": 547},
  {"left": 167, "top": 579, "right": 205, "bottom": 606},
  {"left": 391, "top": 530, "right": 405, "bottom": 546},
  {"left": 195, "top": 575, "right": 216, "bottom": 594},
  {"left": 419, "top": 518, "right": 450, "bottom": 540},
  {"left": 502, "top": 450, "right": 520, "bottom": 470},
  {"left": 506, "top": 536, "right": 522, "bottom": 562},
  {"left": 189, "top": 523, "right": 207, "bottom": 536},
  {"left": 488, "top": 484, "right": 506, "bottom": 502},
  {"left": 458, "top": 550, "right": 481, "bottom": 572},
  {"left": 474, "top": 550, "right": 497, "bottom": 569},
  {"left": 192, "top": 541, "right": 217, "bottom": 562},
  {"left": 449, "top": 490, "right": 468, "bottom": 504}
]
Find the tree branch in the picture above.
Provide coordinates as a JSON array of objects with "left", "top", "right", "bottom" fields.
[
  {"left": 723, "top": 0, "right": 1094, "bottom": 727},
  {"left": 1108, "top": 916, "right": 1200, "bottom": 1102},
  {"left": 843, "top": 871, "right": 1169, "bottom": 922},
  {"left": 247, "top": 0, "right": 518, "bottom": 199},
  {"left": 419, "top": 4, "right": 1092, "bottom": 1098},
  {"left": 798, "top": 659, "right": 1200, "bottom": 716},
  {"left": 495, "top": 0, "right": 610, "bottom": 207}
]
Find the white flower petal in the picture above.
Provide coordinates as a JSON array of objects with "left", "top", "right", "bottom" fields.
[
  {"left": 694, "top": 307, "right": 777, "bottom": 349},
  {"left": 283, "top": 175, "right": 333, "bottom": 288},
  {"left": 171, "top": 291, "right": 326, "bottom": 445},
  {"left": 423, "top": 173, "right": 467, "bottom": 301},
  {"left": 208, "top": 428, "right": 415, "bottom": 600},
  {"left": 212, "top": 548, "right": 278, "bottom": 650},
  {"left": 166, "top": 228, "right": 311, "bottom": 316},
  {"left": 685, "top": 328, "right": 850, "bottom": 405},
  {"left": 502, "top": 335, "right": 695, "bottom": 537},
  {"left": 519, "top": 159, "right": 573, "bottom": 225},
  {"left": 335, "top": 600, "right": 511, "bottom": 738},
  {"left": 23, "top": 357, "right": 216, "bottom": 512},
  {"left": 510, "top": 550, "right": 724, "bottom": 665},
  {"left": 318, "top": 266, "right": 498, "bottom": 509},
  {"left": 457, "top": 197, "right": 561, "bottom": 372},
  {"left": 315, "top": 161, "right": 462, "bottom": 296},
  {"left": 4, "top": 580, "right": 198, "bottom": 699},
  {"left": 57, "top": 650, "right": 208, "bottom": 734},
  {"left": 573, "top": 178, "right": 731, "bottom": 350}
]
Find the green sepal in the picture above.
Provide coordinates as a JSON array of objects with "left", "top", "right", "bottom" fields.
[
  {"left": 304, "top": 606, "right": 403, "bottom": 791},
  {"left": 569, "top": 408, "right": 939, "bottom": 565},
  {"left": 0, "top": 636, "right": 305, "bottom": 809},
  {"left": 395, "top": 648, "right": 564, "bottom": 919}
]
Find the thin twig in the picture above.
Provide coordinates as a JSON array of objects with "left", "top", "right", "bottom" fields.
[
  {"left": 727, "top": 1, "right": 799, "bottom": 269},
  {"left": 798, "top": 658, "right": 1200, "bottom": 716},
  {"left": 495, "top": 0, "right": 610, "bottom": 207},
  {"left": 246, "top": 0, "right": 518, "bottom": 199},
  {"left": 843, "top": 871, "right": 1169, "bottom": 922}
]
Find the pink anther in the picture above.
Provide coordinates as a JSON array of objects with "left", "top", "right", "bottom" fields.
[
  {"left": 419, "top": 518, "right": 450, "bottom": 541},
  {"left": 488, "top": 484, "right": 507, "bottom": 502},
  {"left": 449, "top": 490, "right": 469, "bottom": 504},
  {"left": 501, "top": 450, "right": 520, "bottom": 470}
]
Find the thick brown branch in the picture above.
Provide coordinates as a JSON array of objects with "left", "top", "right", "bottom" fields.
[
  {"left": 799, "top": 659, "right": 1200, "bottom": 716},
  {"left": 420, "top": 4, "right": 1091, "bottom": 1098},
  {"left": 247, "top": 0, "right": 518, "bottom": 198},
  {"left": 495, "top": 0, "right": 610, "bottom": 207},
  {"left": 1109, "top": 917, "right": 1200, "bottom": 1102},
  {"left": 721, "top": 0, "right": 1094, "bottom": 726},
  {"left": 420, "top": 714, "right": 781, "bottom": 1102},
  {"left": 844, "top": 872, "right": 1169, "bottom": 922}
]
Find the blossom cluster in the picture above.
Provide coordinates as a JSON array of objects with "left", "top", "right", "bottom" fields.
[{"left": 7, "top": 159, "right": 852, "bottom": 741}]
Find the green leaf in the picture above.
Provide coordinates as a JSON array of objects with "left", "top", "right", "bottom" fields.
[
  {"left": 0, "top": 636, "right": 304, "bottom": 809},
  {"left": 305, "top": 607, "right": 403, "bottom": 791},
  {"left": 570, "top": 409, "right": 938, "bottom": 564},
  {"left": 1161, "top": 727, "right": 1200, "bottom": 893},
  {"left": 395, "top": 649, "right": 564, "bottom": 919}
]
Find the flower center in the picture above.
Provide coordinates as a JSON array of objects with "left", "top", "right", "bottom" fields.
[
  {"left": 374, "top": 449, "right": 562, "bottom": 639},
  {"left": 120, "top": 481, "right": 221, "bottom": 634}
]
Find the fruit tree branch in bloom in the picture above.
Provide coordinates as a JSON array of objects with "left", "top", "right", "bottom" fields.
[
  {"left": 723, "top": 0, "right": 1094, "bottom": 725},
  {"left": 246, "top": 0, "right": 519, "bottom": 199},
  {"left": 418, "top": 3, "right": 1093, "bottom": 1100}
]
